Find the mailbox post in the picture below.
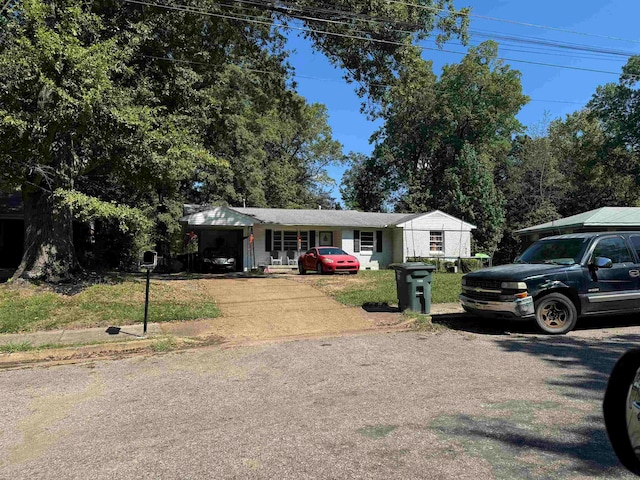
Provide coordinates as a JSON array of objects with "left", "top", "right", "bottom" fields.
[{"left": 140, "top": 251, "right": 157, "bottom": 334}]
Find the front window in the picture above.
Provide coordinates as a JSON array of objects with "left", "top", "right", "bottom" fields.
[
  {"left": 516, "top": 238, "right": 588, "bottom": 265},
  {"left": 430, "top": 231, "right": 443, "bottom": 252},
  {"left": 273, "top": 230, "right": 308, "bottom": 251},
  {"left": 360, "top": 231, "right": 374, "bottom": 252},
  {"left": 283, "top": 231, "right": 298, "bottom": 251}
]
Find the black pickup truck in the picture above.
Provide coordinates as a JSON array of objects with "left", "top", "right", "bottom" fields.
[{"left": 460, "top": 232, "right": 640, "bottom": 334}]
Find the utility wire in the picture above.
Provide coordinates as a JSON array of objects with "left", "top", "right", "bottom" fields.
[
  {"left": 216, "top": 0, "right": 638, "bottom": 58},
  {"left": 382, "top": 0, "right": 640, "bottom": 44},
  {"left": 144, "top": 54, "right": 589, "bottom": 105},
  {"left": 125, "top": 0, "right": 639, "bottom": 79},
  {"left": 212, "top": 0, "right": 635, "bottom": 64}
]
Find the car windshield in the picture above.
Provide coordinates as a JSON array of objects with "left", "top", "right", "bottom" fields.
[
  {"left": 515, "top": 238, "right": 588, "bottom": 265},
  {"left": 318, "top": 247, "right": 347, "bottom": 255}
]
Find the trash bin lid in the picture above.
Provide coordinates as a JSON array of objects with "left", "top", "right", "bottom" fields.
[{"left": 389, "top": 262, "right": 436, "bottom": 272}]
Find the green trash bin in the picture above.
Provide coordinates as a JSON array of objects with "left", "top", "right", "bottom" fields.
[{"left": 389, "top": 262, "right": 436, "bottom": 314}]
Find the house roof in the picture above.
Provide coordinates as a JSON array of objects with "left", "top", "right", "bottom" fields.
[
  {"left": 516, "top": 207, "right": 640, "bottom": 235},
  {"left": 181, "top": 205, "right": 423, "bottom": 228},
  {"left": 233, "top": 207, "right": 422, "bottom": 227},
  {"left": 179, "top": 206, "right": 256, "bottom": 227}
]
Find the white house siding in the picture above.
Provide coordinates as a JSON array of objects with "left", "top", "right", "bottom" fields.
[
  {"left": 252, "top": 224, "right": 270, "bottom": 268},
  {"left": 393, "top": 228, "right": 404, "bottom": 264},
  {"left": 444, "top": 230, "right": 471, "bottom": 257},
  {"left": 398, "top": 211, "right": 473, "bottom": 259},
  {"left": 341, "top": 228, "right": 393, "bottom": 270}
]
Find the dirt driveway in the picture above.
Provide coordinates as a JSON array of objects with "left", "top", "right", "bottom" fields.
[{"left": 160, "top": 275, "right": 404, "bottom": 343}]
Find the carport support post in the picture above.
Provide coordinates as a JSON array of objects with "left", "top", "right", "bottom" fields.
[{"left": 144, "top": 268, "right": 150, "bottom": 334}]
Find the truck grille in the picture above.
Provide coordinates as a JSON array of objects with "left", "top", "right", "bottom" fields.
[
  {"left": 463, "top": 278, "right": 503, "bottom": 302},
  {"left": 465, "top": 290, "right": 501, "bottom": 301},
  {"left": 465, "top": 279, "right": 502, "bottom": 290}
]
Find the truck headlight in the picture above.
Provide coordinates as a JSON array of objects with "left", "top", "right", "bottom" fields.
[
  {"left": 461, "top": 277, "right": 467, "bottom": 286},
  {"left": 501, "top": 281, "right": 527, "bottom": 290}
]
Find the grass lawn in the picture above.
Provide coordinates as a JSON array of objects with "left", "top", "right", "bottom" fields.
[
  {"left": 304, "top": 270, "right": 463, "bottom": 307},
  {"left": 0, "top": 278, "right": 220, "bottom": 334}
]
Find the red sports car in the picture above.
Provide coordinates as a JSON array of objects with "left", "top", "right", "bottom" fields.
[{"left": 298, "top": 247, "right": 360, "bottom": 275}]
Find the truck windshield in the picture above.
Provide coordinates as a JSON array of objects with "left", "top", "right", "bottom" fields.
[{"left": 515, "top": 238, "right": 588, "bottom": 265}]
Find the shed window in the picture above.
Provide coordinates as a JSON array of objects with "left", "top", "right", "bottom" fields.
[{"left": 430, "top": 231, "right": 443, "bottom": 252}]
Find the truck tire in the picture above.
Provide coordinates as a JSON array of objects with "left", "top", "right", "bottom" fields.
[{"left": 534, "top": 293, "right": 577, "bottom": 334}]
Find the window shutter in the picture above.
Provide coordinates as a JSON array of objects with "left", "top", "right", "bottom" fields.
[
  {"left": 376, "top": 230, "right": 383, "bottom": 252},
  {"left": 309, "top": 230, "right": 316, "bottom": 248},
  {"left": 265, "top": 229, "right": 272, "bottom": 251},
  {"left": 354, "top": 230, "right": 360, "bottom": 252}
]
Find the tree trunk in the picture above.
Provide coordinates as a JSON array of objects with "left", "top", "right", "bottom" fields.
[{"left": 13, "top": 184, "right": 77, "bottom": 282}]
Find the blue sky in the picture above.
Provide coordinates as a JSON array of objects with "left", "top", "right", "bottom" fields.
[{"left": 283, "top": 0, "right": 640, "bottom": 205}]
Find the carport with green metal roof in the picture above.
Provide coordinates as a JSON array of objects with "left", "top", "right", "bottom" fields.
[{"left": 516, "top": 207, "right": 640, "bottom": 247}]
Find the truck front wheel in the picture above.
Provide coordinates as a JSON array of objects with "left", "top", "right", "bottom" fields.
[{"left": 534, "top": 293, "right": 578, "bottom": 334}]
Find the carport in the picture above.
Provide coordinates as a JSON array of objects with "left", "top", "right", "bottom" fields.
[{"left": 180, "top": 206, "right": 257, "bottom": 271}]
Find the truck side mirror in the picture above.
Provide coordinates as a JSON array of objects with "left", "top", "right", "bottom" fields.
[
  {"left": 603, "top": 349, "right": 640, "bottom": 476},
  {"left": 593, "top": 256, "right": 613, "bottom": 269},
  {"left": 141, "top": 250, "right": 157, "bottom": 270}
]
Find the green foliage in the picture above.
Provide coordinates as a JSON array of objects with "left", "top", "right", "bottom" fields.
[
  {"left": 291, "top": 0, "right": 470, "bottom": 115},
  {"left": 548, "top": 109, "right": 640, "bottom": 216},
  {"left": 150, "top": 338, "right": 178, "bottom": 353},
  {"left": 344, "top": 41, "right": 527, "bottom": 254},
  {"left": 55, "top": 189, "right": 152, "bottom": 233},
  {"left": 0, "top": 341, "right": 35, "bottom": 353},
  {"left": 340, "top": 153, "right": 390, "bottom": 211},
  {"left": 441, "top": 144, "right": 505, "bottom": 253}
]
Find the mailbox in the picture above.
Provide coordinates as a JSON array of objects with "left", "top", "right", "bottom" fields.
[{"left": 141, "top": 250, "right": 157, "bottom": 270}]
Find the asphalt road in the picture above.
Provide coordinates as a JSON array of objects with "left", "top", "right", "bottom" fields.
[{"left": 1, "top": 321, "right": 640, "bottom": 479}]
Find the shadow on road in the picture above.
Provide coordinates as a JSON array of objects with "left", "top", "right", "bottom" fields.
[
  {"left": 433, "top": 312, "right": 640, "bottom": 336},
  {"left": 430, "top": 411, "right": 632, "bottom": 479},
  {"left": 430, "top": 312, "right": 640, "bottom": 477}
]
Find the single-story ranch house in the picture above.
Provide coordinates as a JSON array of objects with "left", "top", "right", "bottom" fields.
[
  {"left": 180, "top": 205, "right": 476, "bottom": 271},
  {"left": 516, "top": 207, "right": 640, "bottom": 247}
]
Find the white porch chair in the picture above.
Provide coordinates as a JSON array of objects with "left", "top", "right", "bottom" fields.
[
  {"left": 286, "top": 250, "right": 297, "bottom": 265},
  {"left": 270, "top": 250, "right": 283, "bottom": 265}
]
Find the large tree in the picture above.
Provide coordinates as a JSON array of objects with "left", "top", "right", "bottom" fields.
[
  {"left": 494, "top": 124, "right": 565, "bottom": 263},
  {"left": 345, "top": 41, "right": 528, "bottom": 253},
  {"left": 0, "top": 0, "right": 469, "bottom": 281},
  {"left": 548, "top": 109, "right": 640, "bottom": 216}
]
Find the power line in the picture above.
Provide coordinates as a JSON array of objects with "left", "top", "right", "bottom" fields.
[
  {"left": 382, "top": 0, "right": 640, "bottom": 45},
  {"left": 216, "top": 0, "right": 639, "bottom": 59},
  {"left": 145, "top": 54, "right": 589, "bottom": 105},
  {"left": 124, "top": 0, "right": 638, "bottom": 79},
  {"left": 218, "top": 0, "right": 640, "bottom": 46}
]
